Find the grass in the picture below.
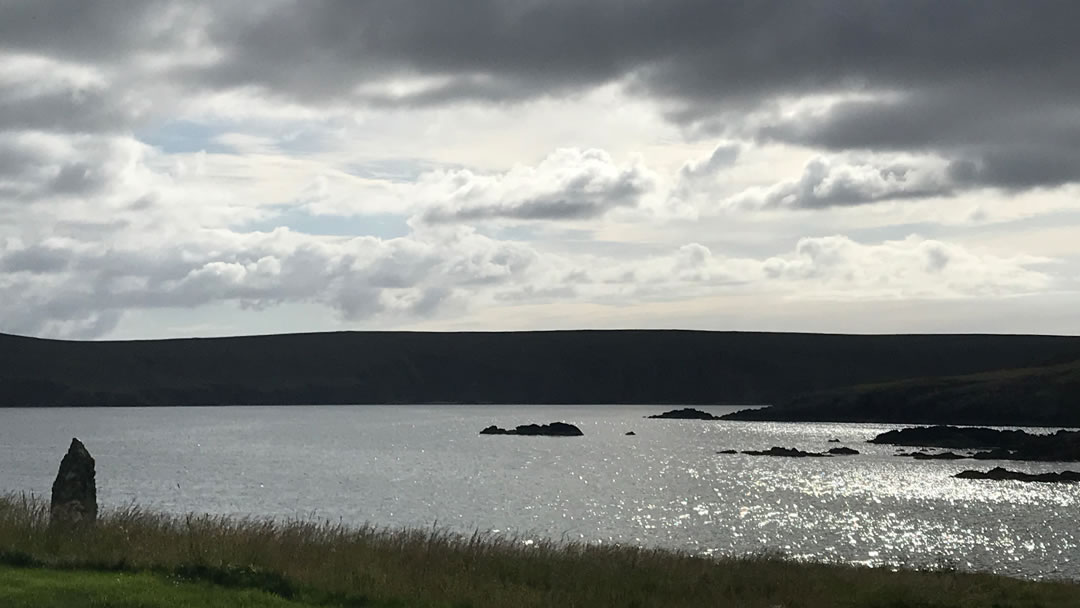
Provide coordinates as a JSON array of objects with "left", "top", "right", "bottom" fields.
[
  {"left": 2, "top": 494, "right": 1080, "bottom": 607},
  {"left": 0, "top": 566, "right": 313, "bottom": 608}
]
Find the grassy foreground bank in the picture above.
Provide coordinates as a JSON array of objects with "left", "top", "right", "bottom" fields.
[
  {"left": 2, "top": 495, "right": 1079, "bottom": 607},
  {"left": 0, "top": 566, "right": 314, "bottom": 608}
]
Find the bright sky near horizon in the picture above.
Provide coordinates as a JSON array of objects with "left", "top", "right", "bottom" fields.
[{"left": 2, "top": 1, "right": 1079, "bottom": 340}]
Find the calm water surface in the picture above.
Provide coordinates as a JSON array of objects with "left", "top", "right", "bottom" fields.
[{"left": 1, "top": 405, "right": 1077, "bottom": 580}]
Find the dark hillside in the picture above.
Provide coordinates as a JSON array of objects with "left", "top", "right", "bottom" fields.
[
  {"left": 723, "top": 359, "right": 1080, "bottom": 427},
  {"left": 2, "top": 330, "right": 1080, "bottom": 407}
]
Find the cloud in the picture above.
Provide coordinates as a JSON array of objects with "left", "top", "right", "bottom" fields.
[
  {"left": 678, "top": 143, "right": 740, "bottom": 182},
  {"left": 2, "top": 1, "right": 1078, "bottom": 197},
  {"left": 0, "top": 225, "right": 548, "bottom": 338},
  {"left": 0, "top": 220, "right": 1057, "bottom": 339},
  {"left": 728, "top": 155, "right": 954, "bottom": 209},
  {"left": 0, "top": 133, "right": 150, "bottom": 205},
  {"left": 762, "top": 235, "right": 1052, "bottom": 299},
  {"left": 0, "top": 1, "right": 1076, "bottom": 339},
  {"left": 415, "top": 148, "right": 656, "bottom": 223}
]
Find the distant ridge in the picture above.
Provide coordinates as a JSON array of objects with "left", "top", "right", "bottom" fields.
[{"left": 2, "top": 330, "right": 1080, "bottom": 408}]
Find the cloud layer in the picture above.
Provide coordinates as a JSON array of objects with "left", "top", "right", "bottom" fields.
[{"left": 1, "top": 1, "right": 1076, "bottom": 338}]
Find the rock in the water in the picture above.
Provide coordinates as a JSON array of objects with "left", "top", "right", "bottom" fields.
[
  {"left": 480, "top": 422, "right": 584, "bottom": 436},
  {"left": 625, "top": 431, "right": 636, "bottom": 436},
  {"left": 827, "top": 439, "right": 841, "bottom": 443},
  {"left": 50, "top": 438, "right": 97, "bottom": 525},
  {"left": 955, "top": 467, "right": 1080, "bottom": 483},
  {"left": 741, "top": 446, "right": 830, "bottom": 458},
  {"left": 716, "top": 449, "right": 738, "bottom": 454},
  {"left": 911, "top": 451, "right": 967, "bottom": 460},
  {"left": 869, "top": 426, "right": 1080, "bottom": 461},
  {"left": 826, "top": 447, "right": 860, "bottom": 455},
  {"left": 646, "top": 408, "right": 721, "bottom": 420}
]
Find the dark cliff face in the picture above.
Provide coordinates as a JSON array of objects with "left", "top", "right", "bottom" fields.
[{"left": 2, "top": 330, "right": 1080, "bottom": 409}]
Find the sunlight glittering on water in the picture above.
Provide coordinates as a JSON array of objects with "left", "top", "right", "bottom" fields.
[{"left": 1, "top": 406, "right": 1078, "bottom": 580}]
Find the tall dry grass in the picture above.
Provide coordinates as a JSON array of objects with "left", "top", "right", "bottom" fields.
[{"left": 1, "top": 493, "right": 1078, "bottom": 607}]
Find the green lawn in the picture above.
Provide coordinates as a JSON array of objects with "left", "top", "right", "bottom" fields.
[{"left": 0, "top": 566, "right": 316, "bottom": 608}]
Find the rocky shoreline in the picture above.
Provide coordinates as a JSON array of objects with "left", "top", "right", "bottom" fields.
[
  {"left": 870, "top": 426, "right": 1080, "bottom": 462},
  {"left": 647, "top": 408, "right": 722, "bottom": 420},
  {"left": 954, "top": 467, "right": 1080, "bottom": 483}
]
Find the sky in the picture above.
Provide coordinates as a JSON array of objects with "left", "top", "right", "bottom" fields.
[{"left": 1, "top": 0, "right": 1079, "bottom": 340}]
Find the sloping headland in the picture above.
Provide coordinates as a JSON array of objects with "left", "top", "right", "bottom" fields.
[
  {"left": 3, "top": 330, "right": 1080, "bottom": 413},
  {"left": 723, "top": 359, "right": 1080, "bottom": 427}
]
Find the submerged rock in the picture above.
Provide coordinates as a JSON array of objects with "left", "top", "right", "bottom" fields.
[
  {"left": 646, "top": 408, "right": 721, "bottom": 420},
  {"left": 50, "top": 438, "right": 97, "bottom": 525},
  {"left": 826, "top": 447, "right": 860, "bottom": 455},
  {"left": 955, "top": 467, "right": 1080, "bottom": 483},
  {"left": 480, "top": 422, "right": 584, "bottom": 436},
  {"left": 625, "top": 431, "right": 636, "bottom": 436},
  {"left": 827, "top": 439, "right": 841, "bottom": 443},
  {"left": 741, "top": 446, "right": 830, "bottom": 458}
]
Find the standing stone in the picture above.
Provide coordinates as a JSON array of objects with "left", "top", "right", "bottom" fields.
[{"left": 50, "top": 438, "right": 97, "bottom": 525}]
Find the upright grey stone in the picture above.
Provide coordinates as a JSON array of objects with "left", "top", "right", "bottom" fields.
[{"left": 50, "top": 438, "right": 97, "bottom": 525}]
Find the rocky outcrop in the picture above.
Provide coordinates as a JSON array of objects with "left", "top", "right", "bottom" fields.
[
  {"left": 624, "top": 431, "right": 636, "bottom": 436},
  {"left": 730, "top": 444, "right": 864, "bottom": 460},
  {"left": 646, "top": 408, "right": 721, "bottom": 420},
  {"left": 480, "top": 422, "right": 584, "bottom": 436},
  {"left": 741, "top": 447, "right": 830, "bottom": 457},
  {"left": 50, "top": 438, "right": 97, "bottom": 525},
  {"left": 871, "top": 426, "right": 1080, "bottom": 461},
  {"left": 955, "top": 467, "right": 1080, "bottom": 483},
  {"left": 911, "top": 451, "right": 968, "bottom": 460}
]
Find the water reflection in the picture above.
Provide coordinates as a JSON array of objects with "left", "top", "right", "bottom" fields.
[{"left": 0, "top": 405, "right": 1077, "bottom": 580}]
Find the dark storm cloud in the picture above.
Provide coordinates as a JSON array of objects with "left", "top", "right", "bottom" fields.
[
  {"left": 0, "top": 135, "right": 131, "bottom": 200},
  {"left": 3, "top": 0, "right": 1080, "bottom": 193},
  {"left": 172, "top": 1, "right": 1079, "bottom": 105},
  {"left": 0, "top": 244, "right": 72, "bottom": 273},
  {"left": 0, "top": 86, "right": 137, "bottom": 134},
  {"left": 196, "top": 0, "right": 1080, "bottom": 192},
  {"left": 0, "top": 0, "right": 195, "bottom": 63}
]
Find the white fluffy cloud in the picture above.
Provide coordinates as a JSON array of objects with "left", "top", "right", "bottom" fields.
[
  {"left": 0, "top": 221, "right": 1053, "bottom": 338},
  {"left": 726, "top": 155, "right": 954, "bottom": 210},
  {"left": 415, "top": 148, "right": 656, "bottom": 223},
  {"left": 762, "top": 235, "right": 1052, "bottom": 299}
]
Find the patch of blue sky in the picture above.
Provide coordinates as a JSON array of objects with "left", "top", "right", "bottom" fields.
[
  {"left": 136, "top": 119, "right": 233, "bottom": 154},
  {"left": 345, "top": 158, "right": 456, "bottom": 183},
  {"left": 242, "top": 208, "right": 411, "bottom": 239},
  {"left": 843, "top": 208, "right": 1080, "bottom": 245}
]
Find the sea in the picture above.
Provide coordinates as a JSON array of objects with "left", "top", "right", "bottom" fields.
[{"left": 1, "top": 405, "right": 1077, "bottom": 580}]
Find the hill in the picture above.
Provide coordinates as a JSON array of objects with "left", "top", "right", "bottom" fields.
[
  {"left": 3, "top": 330, "right": 1080, "bottom": 408},
  {"left": 723, "top": 359, "right": 1080, "bottom": 427}
]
